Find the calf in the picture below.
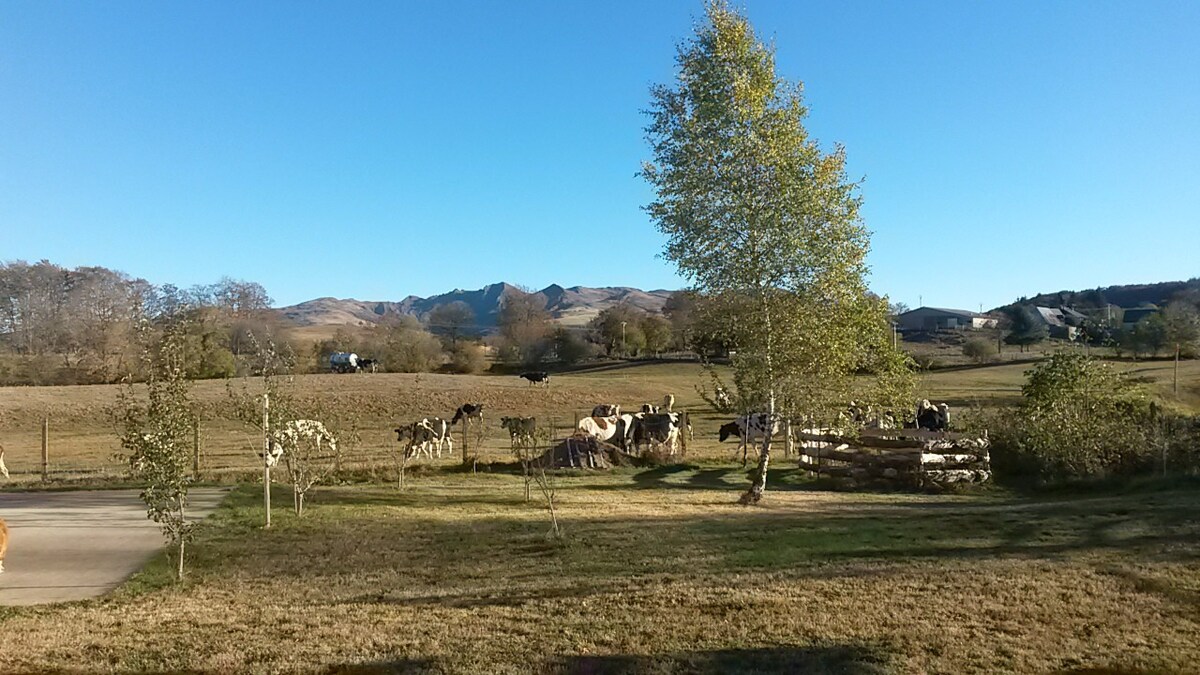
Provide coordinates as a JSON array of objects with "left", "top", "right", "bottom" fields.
[
  {"left": 718, "top": 413, "right": 782, "bottom": 465},
  {"left": 0, "top": 517, "right": 7, "bottom": 574},
  {"left": 500, "top": 416, "right": 537, "bottom": 448},
  {"left": 519, "top": 371, "right": 550, "bottom": 387},
  {"left": 451, "top": 403, "right": 484, "bottom": 426}
]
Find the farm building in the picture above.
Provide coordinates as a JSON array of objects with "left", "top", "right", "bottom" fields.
[
  {"left": 895, "top": 307, "right": 998, "bottom": 331},
  {"left": 1121, "top": 306, "right": 1160, "bottom": 329},
  {"left": 1032, "top": 306, "right": 1087, "bottom": 340}
]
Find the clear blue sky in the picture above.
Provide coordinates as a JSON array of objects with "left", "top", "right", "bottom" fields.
[{"left": 2, "top": 1, "right": 1197, "bottom": 310}]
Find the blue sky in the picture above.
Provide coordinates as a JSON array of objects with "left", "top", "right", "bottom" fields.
[{"left": 2, "top": 1, "right": 1197, "bottom": 310}]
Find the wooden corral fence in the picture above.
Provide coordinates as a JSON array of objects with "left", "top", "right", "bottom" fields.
[{"left": 796, "top": 428, "right": 991, "bottom": 488}]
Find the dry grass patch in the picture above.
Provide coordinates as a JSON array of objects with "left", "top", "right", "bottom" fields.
[{"left": 0, "top": 470, "right": 1197, "bottom": 673}]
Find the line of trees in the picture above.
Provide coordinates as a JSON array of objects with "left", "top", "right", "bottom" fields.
[{"left": 0, "top": 259, "right": 280, "bottom": 385}]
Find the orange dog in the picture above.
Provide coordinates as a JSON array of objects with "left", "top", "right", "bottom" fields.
[{"left": 0, "top": 518, "right": 7, "bottom": 574}]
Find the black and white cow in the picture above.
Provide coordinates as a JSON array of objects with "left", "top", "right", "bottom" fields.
[
  {"left": 592, "top": 404, "right": 621, "bottom": 418},
  {"left": 500, "top": 416, "right": 537, "bottom": 448},
  {"left": 718, "top": 413, "right": 782, "bottom": 465},
  {"left": 395, "top": 417, "right": 454, "bottom": 458},
  {"left": 450, "top": 403, "right": 484, "bottom": 426},
  {"left": 914, "top": 400, "right": 951, "bottom": 431},
  {"left": 630, "top": 413, "right": 686, "bottom": 455},
  {"left": 263, "top": 420, "right": 338, "bottom": 468},
  {"left": 519, "top": 371, "right": 550, "bottom": 386}
]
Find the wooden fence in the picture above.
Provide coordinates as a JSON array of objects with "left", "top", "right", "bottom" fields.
[{"left": 796, "top": 427, "right": 991, "bottom": 488}]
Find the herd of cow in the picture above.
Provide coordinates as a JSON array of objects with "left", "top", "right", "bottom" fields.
[{"left": 390, "top": 394, "right": 692, "bottom": 460}]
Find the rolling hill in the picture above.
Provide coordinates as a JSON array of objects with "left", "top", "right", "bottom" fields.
[{"left": 278, "top": 282, "right": 676, "bottom": 329}]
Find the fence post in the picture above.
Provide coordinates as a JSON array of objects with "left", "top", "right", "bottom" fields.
[
  {"left": 41, "top": 416, "right": 49, "bottom": 481},
  {"left": 192, "top": 417, "right": 201, "bottom": 481}
]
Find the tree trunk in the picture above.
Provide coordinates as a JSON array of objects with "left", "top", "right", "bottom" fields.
[
  {"left": 740, "top": 286, "right": 777, "bottom": 505},
  {"left": 177, "top": 537, "right": 185, "bottom": 581},
  {"left": 1174, "top": 344, "right": 1180, "bottom": 395}
]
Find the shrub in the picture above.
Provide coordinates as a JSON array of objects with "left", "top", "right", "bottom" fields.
[
  {"left": 990, "top": 352, "right": 1157, "bottom": 482},
  {"left": 962, "top": 338, "right": 994, "bottom": 364},
  {"left": 450, "top": 343, "right": 487, "bottom": 374}
]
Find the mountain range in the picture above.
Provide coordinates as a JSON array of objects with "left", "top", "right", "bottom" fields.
[{"left": 279, "top": 283, "right": 676, "bottom": 329}]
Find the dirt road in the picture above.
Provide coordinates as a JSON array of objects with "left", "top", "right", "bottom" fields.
[{"left": 0, "top": 488, "right": 227, "bottom": 606}]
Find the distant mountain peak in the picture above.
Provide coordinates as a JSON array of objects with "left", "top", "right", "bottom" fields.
[{"left": 278, "top": 282, "right": 677, "bottom": 329}]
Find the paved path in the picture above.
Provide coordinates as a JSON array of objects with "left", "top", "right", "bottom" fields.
[{"left": 0, "top": 488, "right": 228, "bottom": 606}]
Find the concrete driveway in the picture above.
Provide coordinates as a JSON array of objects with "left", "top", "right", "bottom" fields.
[{"left": 0, "top": 488, "right": 228, "bottom": 606}]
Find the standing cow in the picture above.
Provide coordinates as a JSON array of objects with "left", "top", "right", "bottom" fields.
[
  {"left": 718, "top": 413, "right": 782, "bottom": 466},
  {"left": 519, "top": 371, "right": 550, "bottom": 387},
  {"left": 500, "top": 416, "right": 537, "bottom": 449}
]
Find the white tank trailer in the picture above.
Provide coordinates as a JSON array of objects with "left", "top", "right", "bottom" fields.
[{"left": 329, "top": 351, "right": 359, "bottom": 373}]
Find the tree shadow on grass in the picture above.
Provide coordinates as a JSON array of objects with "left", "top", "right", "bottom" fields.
[
  {"left": 544, "top": 643, "right": 889, "bottom": 675},
  {"left": 320, "top": 659, "right": 438, "bottom": 675}
]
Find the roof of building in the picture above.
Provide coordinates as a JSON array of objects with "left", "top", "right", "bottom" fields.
[
  {"left": 898, "top": 306, "right": 993, "bottom": 320},
  {"left": 1122, "top": 307, "right": 1160, "bottom": 324},
  {"left": 1034, "top": 306, "right": 1070, "bottom": 327}
]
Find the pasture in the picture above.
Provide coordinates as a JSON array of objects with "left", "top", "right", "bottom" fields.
[
  {"left": 0, "top": 473, "right": 1198, "bottom": 673},
  {"left": 0, "top": 360, "right": 1198, "bottom": 672},
  {"left": 1, "top": 359, "right": 1198, "bottom": 481}
]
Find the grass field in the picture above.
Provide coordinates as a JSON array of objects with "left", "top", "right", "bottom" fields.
[
  {"left": 1, "top": 472, "right": 1198, "bottom": 673},
  {"left": 1, "top": 358, "right": 1197, "bottom": 482},
  {"left": 1, "top": 361, "right": 1199, "bottom": 672}
]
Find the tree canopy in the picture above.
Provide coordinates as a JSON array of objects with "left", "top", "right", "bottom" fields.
[{"left": 643, "top": 1, "right": 911, "bottom": 503}]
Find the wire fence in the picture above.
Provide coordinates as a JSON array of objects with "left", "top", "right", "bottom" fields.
[{"left": 0, "top": 413, "right": 617, "bottom": 485}]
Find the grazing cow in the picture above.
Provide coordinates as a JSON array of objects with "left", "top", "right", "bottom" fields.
[
  {"left": 592, "top": 404, "right": 621, "bottom": 418},
  {"left": 631, "top": 413, "right": 685, "bottom": 455},
  {"left": 915, "top": 400, "right": 951, "bottom": 431},
  {"left": 576, "top": 415, "right": 621, "bottom": 444},
  {"left": 394, "top": 418, "right": 452, "bottom": 458},
  {"left": 395, "top": 422, "right": 437, "bottom": 459},
  {"left": 714, "top": 386, "right": 732, "bottom": 411},
  {"left": 718, "top": 413, "right": 782, "bottom": 465},
  {"left": 265, "top": 420, "right": 338, "bottom": 468},
  {"left": 358, "top": 358, "right": 378, "bottom": 373},
  {"left": 519, "top": 371, "right": 550, "bottom": 387},
  {"left": 0, "top": 517, "right": 6, "bottom": 574},
  {"left": 451, "top": 403, "right": 485, "bottom": 426},
  {"left": 500, "top": 416, "right": 537, "bottom": 448},
  {"left": 0, "top": 443, "right": 8, "bottom": 479}
]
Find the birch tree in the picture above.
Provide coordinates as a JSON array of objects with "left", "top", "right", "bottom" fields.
[{"left": 643, "top": 1, "right": 910, "bottom": 503}]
